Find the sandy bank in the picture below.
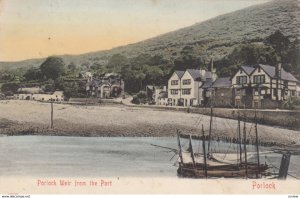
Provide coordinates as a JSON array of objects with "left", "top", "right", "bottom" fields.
[{"left": 0, "top": 100, "right": 299, "bottom": 147}]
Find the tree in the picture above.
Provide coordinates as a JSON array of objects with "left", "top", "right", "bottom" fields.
[
  {"left": 1, "top": 83, "right": 19, "bottom": 95},
  {"left": 174, "top": 45, "right": 204, "bottom": 70},
  {"left": 143, "top": 66, "right": 164, "bottom": 85},
  {"left": 107, "top": 54, "right": 128, "bottom": 72},
  {"left": 40, "top": 56, "right": 66, "bottom": 80},
  {"left": 24, "top": 67, "right": 42, "bottom": 81},
  {"left": 67, "top": 62, "right": 77, "bottom": 72},
  {"left": 265, "top": 30, "right": 290, "bottom": 56}
]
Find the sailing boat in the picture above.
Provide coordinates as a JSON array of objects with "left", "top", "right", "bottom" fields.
[{"left": 175, "top": 107, "right": 270, "bottom": 178}]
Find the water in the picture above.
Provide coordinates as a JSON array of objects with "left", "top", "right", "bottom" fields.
[{"left": 0, "top": 136, "right": 299, "bottom": 178}]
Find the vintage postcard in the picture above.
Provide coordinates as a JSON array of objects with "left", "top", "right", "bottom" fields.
[{"left": 0, "top": 0, "right": 299, "bottom": 196}]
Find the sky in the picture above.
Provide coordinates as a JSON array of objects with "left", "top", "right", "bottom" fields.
[{"left": 0, "top": 0, "right": 269, "bottom": 62}]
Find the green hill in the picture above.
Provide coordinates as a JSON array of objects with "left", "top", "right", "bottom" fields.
[{"left": 0, "top": 0, "right": 299, "bottom": 70}]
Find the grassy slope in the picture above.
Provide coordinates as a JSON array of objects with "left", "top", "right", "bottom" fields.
[{"left": 0, "top": 0, "right": 299, "bottom": 70}]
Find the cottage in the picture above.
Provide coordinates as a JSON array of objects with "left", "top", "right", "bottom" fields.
[
  {"left": 146, "top": 85, "right": 167, "bottom": 105},
  {"left": 211, "top": 77, "right": 233, "bottom": 107},
  {"left": 86, "top": 73, "right": 124, "bottom": 98}
]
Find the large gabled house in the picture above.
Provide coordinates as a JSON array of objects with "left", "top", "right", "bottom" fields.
[
  {"left": 167, "top": 70, "right": 185, "bottom": 106},
  {"left": 168, "top": 68, "right": 215, "bottom": 107},
  {"left": 232, "top": 63, "right": 300, "bottom": 108}
]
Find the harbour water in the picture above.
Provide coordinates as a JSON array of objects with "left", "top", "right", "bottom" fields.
[{"left": 0, "top": 136, "right": 299, "bottom": 178}]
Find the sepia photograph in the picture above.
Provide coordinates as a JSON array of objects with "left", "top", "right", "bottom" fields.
[{"left": 0, "top": 0, "right": 299, "bottom": 196}]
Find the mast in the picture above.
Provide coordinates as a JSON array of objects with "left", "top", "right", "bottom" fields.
[
  {"left": 254, "top": 108, "right": 260, "bottom": 178},
  {"left": 243, "top": 120, "right": 248, "bottom": 178},
  {"left": 202, "top": 124, "right": 208, "bottom": 178},
  {"left": 238, "top": 106, "right": 242, "bottom": 164},
  {"left": 189, "top": 135, "right": 196, "bottom": 168},
  {"left": 207, "top": 106, "right": 213, "bottom": 154}
]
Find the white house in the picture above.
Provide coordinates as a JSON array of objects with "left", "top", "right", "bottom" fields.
[
  {"left": 168, "top": 70, "right": 185, "bottom": 106},
  {"left": 168, "top": 69, "right": 214, "bottom": 107}
]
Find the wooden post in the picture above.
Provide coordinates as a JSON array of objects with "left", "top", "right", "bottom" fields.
[
  {"left": 177, "top": 130, "right": 183, "bottom": 165},
  {"left": 50, "top": 101, "right": 53, "bottom": 129},
  {"left": 243, "top": 120, "right": 248, "bottom": 178},
  {"left": 207, "top": 106, "right": 213, "bottom": 154},
  {"left": 238, "top": 106, "right": 242, "bottom": 164},
  {"left": 254, "top": 108, "right": 260, "bottom": 178},
  {"left": 202, "top": 124, "right": 208, "bottom": 178},
  {"left": 189, "top": 135, "right": 196, "bottom": 168},
  {"left": 278, "top": 152, "right": 291, "bottom": 179}
]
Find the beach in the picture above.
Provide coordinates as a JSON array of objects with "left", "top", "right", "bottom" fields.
[{"left": 0, "top": 100, "right": 299, "bottom": 147}]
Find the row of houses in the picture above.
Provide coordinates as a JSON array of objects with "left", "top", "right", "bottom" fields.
[
  {"left": 14, "top": 90, "right": 64, "bottom": 102},
  {"left": 150, "top": 62, "right": 300, "bottom": 108}
]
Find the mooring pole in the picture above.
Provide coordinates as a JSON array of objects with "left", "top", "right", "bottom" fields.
[
  {"left": 278, "top": 152, "right": 291, "bottom": 179},
  {"left": 50, "top": 101, "right": 54, "bottom": 129},
  {"left": 207, "top": 106, "right": 213, "bottom": 154},
  {"left": 189, "top": 135, "right": 196, "bottom": 168},
  {"left": 243, "top": 120, "right": 248, "bottom": 178},
  {"left": 238, "top": 106, "right": 242, "bottom": 164},
  {"left": 202, "top": 124, "right": 208, "bottom": 178},
  {"left": 177, "top": 130, "right": 183, "bottom": 165},
  {"left": 254, "top": 108, "right": 260, "bottom": 178}
]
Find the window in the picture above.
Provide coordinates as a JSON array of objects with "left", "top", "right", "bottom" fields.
[
  {"left": 236, "top": 76, "right": 247, "bottom": 85},
  {"left": 258, "top": 67, "right": 261, "bottom": 73},
  {"left": 182, "top": 89, "right": 191, "bottom": 95},
  {"left": 291, "top": 90, "right": 296, "bottom": 96},
  {"left": 171, "top": 80, "right": 178, "bottom": 85},
  {"left": 253, "top": 75, "right": 265, "bottom": 84},
  {"left": 182, "top": 79, "right": 191, "bottom": 85},
  {"left": 284, "top": 81, "right": 288, "bottom": 89},
  {"left": 171, "top": 89, "right": 178, "bottom": 95}
]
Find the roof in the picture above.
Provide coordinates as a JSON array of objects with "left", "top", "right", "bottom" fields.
[
  {"left": 174, "top": 70, "right": 185, "bottom": 79},
  {"left": 205, "top": 71, "right": 212, "bottom": 79},
  {"left": 201, "top": 78, "right": 213, "bottom": 88},
  {"left": 53, "top": 91, "right": 64, "bottom": 95},
  {"left": 187, "top": 69, "right": 201, "bottom": 80},
  {"left": 86, "top": 80, "right": 99, "bottom": 87},
  {"left": 212, "top": 77, "right": 232, "bottom": 88},
  {"left": 18, "top": 87, "right": 42, "bottom": 94},
  {"left": 146, "top": 85, "right": 154, "bottom": 90},
  {"left": 258, "top": 64, "right": 298, "bottom": 82},
  {"left": 241, "top": 66, "right": 255, "bottom": 75}
]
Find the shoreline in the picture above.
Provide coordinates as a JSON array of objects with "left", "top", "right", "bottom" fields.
[{"left": 0, "top": 100, "right": 299, "bottom": 149}]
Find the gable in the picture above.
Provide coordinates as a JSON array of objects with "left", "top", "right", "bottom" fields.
[{"left": 182, "top": 70, "right": 194, "bottom": 81}]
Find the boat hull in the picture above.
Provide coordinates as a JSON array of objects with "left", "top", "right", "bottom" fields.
[{"left": 177, "top": 163, "right": 270, "bottom": 178}]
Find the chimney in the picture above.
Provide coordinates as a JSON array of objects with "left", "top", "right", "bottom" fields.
[
  {"left": 275, "top": 61, "right": 282, "bottom": 102},
  {"left": 275, "top": 56, "right": 282, "bottom": 78},
  {"left": 163, "top": 86, "right": 167, "bottom": 92},
  {"left": 210, "top": 55, "right": 217, "bottom": 81},
  {"left": 199, "top": 69, "right": 206, "bottom": 78},
  {"left": 276, "top": 63, "right": 282, "bottom": 78}
]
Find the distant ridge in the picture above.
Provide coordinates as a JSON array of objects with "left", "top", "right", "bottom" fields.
[{"left": 1, "top": 0, "right": 299, "bottom": 70}]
